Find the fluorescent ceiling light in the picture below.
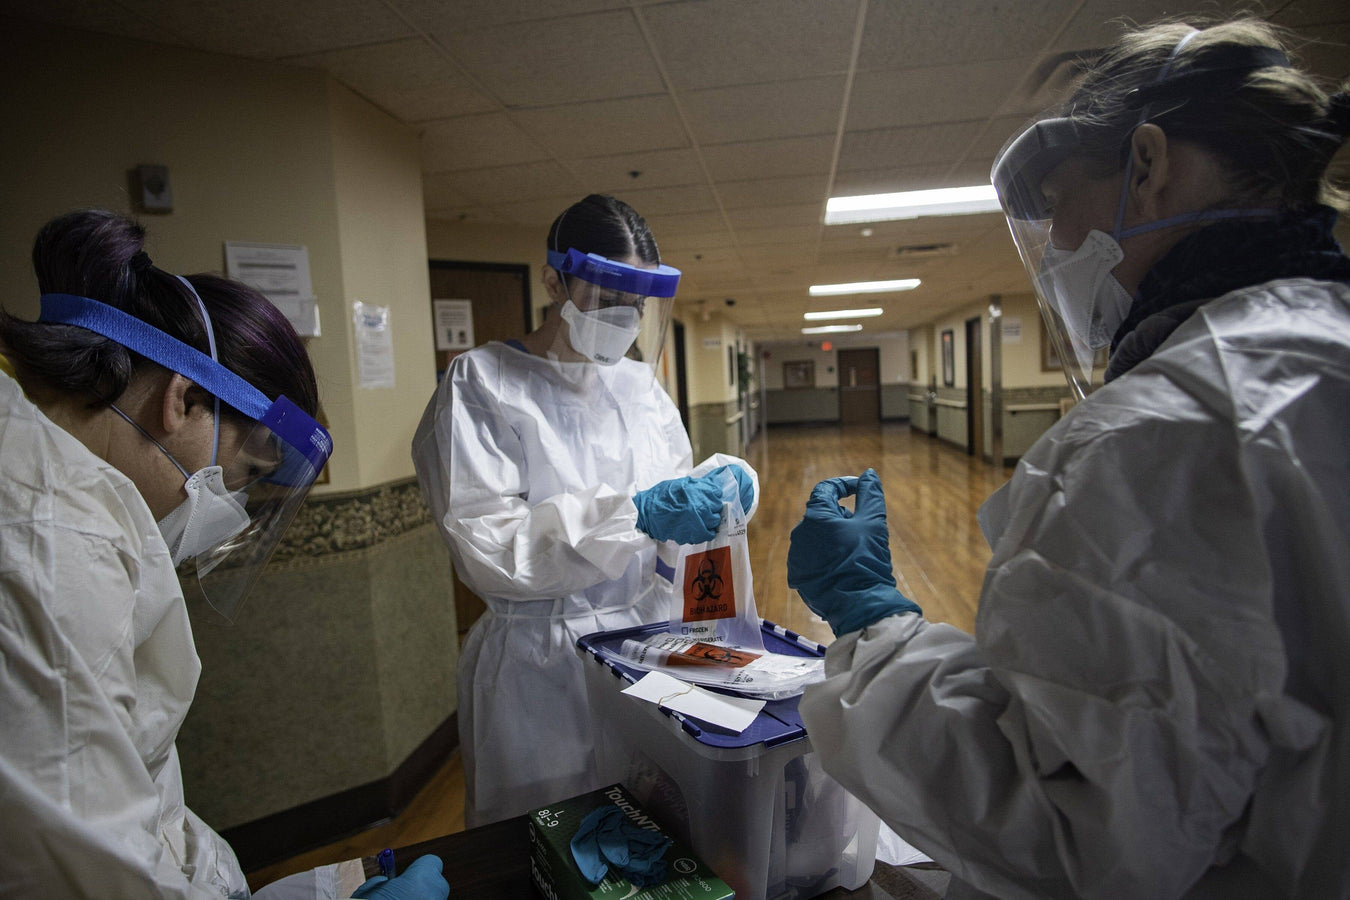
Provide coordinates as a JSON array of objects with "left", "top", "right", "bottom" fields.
[
  {"left": 809, "top": 279, "right": 920, "bottom": 296},
  {"left": 825, "top": 184, "right": 1001, "bottom": 225},
  {"left": 802, "top": 324, "right": 864, "bottom": 334},
  {"left": 804, "top": 307, "right": 883, "bottom": 321}
]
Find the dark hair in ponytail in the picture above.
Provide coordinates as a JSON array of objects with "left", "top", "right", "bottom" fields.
[
  {"left": 0, "top": 209, "right": 318, "bottom": 417},
  {"left": 546, "top": 194, "right": 662, "bottom": 273}
]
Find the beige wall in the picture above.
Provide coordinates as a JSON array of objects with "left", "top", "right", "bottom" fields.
[
  {"left": 682, "top": 311, "right": 742, "bottom": 404},
  {"left": 0, "top": 17, "right": 431, "bottom": 493},
  {"left": 327, "top": 81, "right": 436, "bottom": 487},
  {"left": 997, "top": 293, "right": 1067, "bottom": 388},
  {"left": 424, "top": 218, "right": 547, "bottom": 325}
]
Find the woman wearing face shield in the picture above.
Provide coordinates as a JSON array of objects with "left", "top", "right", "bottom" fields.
[
  {"left": 785, "top": 19, "right": 1350, "bottom": 900},
  {"left": 412, "top": 194, "right": 759, "bottom": 828},
  {"left": 0, "top": 210, "right": 446, "bottom": 899}
]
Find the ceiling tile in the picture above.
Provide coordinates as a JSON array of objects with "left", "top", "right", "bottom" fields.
[
  {"left": 514, "top": 96, "right": 688, "bottom": 158},
  {"left": 656, "top": 229, "right": 737, "bottom": 252},
  {"left": 838, "top": 121, "right": 984, "bottom": 171},
  {"left": 606, "top": 184, "right": 719, "bottom": 217},
  {"left": 735, "top": 225, "right": 820, "bottom": 246},
  {"left": 0, "top": 0, "right": 172, "bottom": 43},
  {"left": 366, "top": 82, "right": 500, "bottom": 122},
  {"left": 702, "top": 136, "right": 837, "bottom": 181},
  {"left": 859, "top": 0, "right": 1077, "bottom": 70},
  {"left": 115, "top": 0, "right": 415, "bottom": 59},
  {"left": 1300, "top": 22, "right": 1350, "bottom": 80},
  {"left": 567, "top": 148, "right": 707, "bottom": 192},
  {"left": 847, "top": 58, "right": 1032, "bottom": 131},
  {"left": 1053, "top": 1, "right": 1279, "bottom": 52},
  {"left": 682, "top": 76, "right": 844, "bottom": 144},
  {"left": 725, "top": 203, "right": 821, "bottom": 230},
  {"left": 393, "top": 0, "right": 632, "bottom": 35},
  {"left": 644, "top": 210, "right": 730, "bottom": 236},
  {"left": 831, "top": 158, "right": 994, "bottom": 195},
  {"left": 643, "top": 0, "right": 860, "bottom": 90},
  {"left": 437, "top": 10, "right": 666, "bottom": 107},
  {"left": 423, "top": 172, "right": 474, "bottom": 209},
  {"left": 286, "top": 38, "right": 498, "bottom": 120},
  {"left": 421, "top": 113, "right": 551, "bottom": 171},
  {"left": 496, "top": 195, "right": 590, "bottom": 226},
  {"left": 436, "top": 161, "right": 583, "bottom": 205},
  {"left": 716, "top": 174, "right": 830, "bottom": 209}
]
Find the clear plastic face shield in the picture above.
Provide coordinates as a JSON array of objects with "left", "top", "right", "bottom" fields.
[
  {"left": 992, "top": 115, "right": 1107, "bottom": 400},
  {"left": 545, "top": 248, "right": 679, "bottom": 379},
  {"left": 38, "top": 288, "right": 332, "bottom": 621},
  {"left": 992, "top": 31, "right": 1290, "bottom": 400}
]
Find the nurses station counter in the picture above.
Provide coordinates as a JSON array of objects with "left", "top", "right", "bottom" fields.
[{"left": 390, "top": 816, "right": 950, "bottom": 899}]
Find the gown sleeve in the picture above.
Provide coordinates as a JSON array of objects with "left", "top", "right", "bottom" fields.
[
  {"left": 799, "top": 358, "right": 1314, "bottom": 899},
  {"left": 412, "top": 352, "right": 651, "bottom": 601}
]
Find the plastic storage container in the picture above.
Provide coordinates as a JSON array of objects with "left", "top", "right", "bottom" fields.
[{"left": 576, "top": 620, "right": 879, "bottom": 900}]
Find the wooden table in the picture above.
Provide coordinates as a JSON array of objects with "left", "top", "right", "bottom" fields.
[{"left": 392, "top": 817, "right": 946, "bottom": 899}]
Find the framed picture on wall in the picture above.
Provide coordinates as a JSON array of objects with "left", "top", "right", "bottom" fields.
[
  {"left": 783, "top": 360, "right": 815, "bottom": 389},
  {"left": 941, "top": 329, "right": 955, "bottom": 387}
]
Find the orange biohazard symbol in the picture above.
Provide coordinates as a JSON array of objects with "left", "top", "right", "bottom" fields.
[{"left": 682, "top": 545, "right": 734, "bottom": 621}]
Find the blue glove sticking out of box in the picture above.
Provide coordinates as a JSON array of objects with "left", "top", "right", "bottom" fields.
[
  {"left": 570, "top": 805, "right": 673, "bottom": 887},
  {"left": 787, "top": 468, "right": 921, "bottom": 635}
]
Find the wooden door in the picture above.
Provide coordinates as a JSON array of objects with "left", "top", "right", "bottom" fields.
[
  {"left": 838, "top": 347, "right": 880, "bottom": 425},
  {"left": 427, "top": 260, "right": 532, "bottom": 642},
  {"left": 965, "top": 317, "right": 983, "bottom": 457}
]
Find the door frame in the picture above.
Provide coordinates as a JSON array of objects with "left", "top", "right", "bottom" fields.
[
  {"left": 965, "top": 317, "right": 983, "bottom": 457},
  {"left": 428, "top": 259, "right": 534, "bottom": 331}
]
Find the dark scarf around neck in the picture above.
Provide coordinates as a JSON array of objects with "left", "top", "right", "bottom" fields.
[{"left": 1105, "top": 205, "right": 1350, "bottom": 382}]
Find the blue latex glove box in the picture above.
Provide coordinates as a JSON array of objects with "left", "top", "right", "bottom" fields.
[{"left": 576, "top": 620, "right": 879, "bottom": 900}]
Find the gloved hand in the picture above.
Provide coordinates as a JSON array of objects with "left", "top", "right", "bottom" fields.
[
  {"left": 571, "top": 804, "right": 673, "bottom": 887},
  {"left": 634, "top": 475, "right": 722, "bottom": 544},
  {"left": 352, "top": 855, "right": 449, "bottom": 900},
  {"left": 787, "top": 468, "right": 921, "bottom": 635},
  {"left": 705, "top": 464, "right": 755, "bottom": 514}
]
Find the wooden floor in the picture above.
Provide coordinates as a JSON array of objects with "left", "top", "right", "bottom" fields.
[{"left": 246, "top": 422, "right": 1012, "bottom": 890}]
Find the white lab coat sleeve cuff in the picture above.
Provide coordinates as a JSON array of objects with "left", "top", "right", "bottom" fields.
[{"left": 447, "top": 483, "right": 646, "bottom": 600}]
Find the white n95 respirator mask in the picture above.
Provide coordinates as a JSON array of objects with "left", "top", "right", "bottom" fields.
[
  {"left": 560, "top": 300, "right": 642, "bottom": 366},
  {"left": 1035, "top": 230, "right": 1135, "bottom": 355},
  {"left": 157, "top": 466, "right": 251, "bottom": 568}
]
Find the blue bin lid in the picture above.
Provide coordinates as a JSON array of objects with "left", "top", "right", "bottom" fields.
[{"left": 576, "top": 619, "right": 825, "bottom": 751}]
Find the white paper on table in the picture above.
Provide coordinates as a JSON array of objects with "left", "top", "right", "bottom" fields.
[
  {"left": 622, "top": 671, "right": 765, "bottom": 733},
  {"left": 353, "top": 301, "right": 395, "bottom": 389}
]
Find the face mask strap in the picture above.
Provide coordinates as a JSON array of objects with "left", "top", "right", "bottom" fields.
[{"left": 174, "top": 276, "right": 221, "bottom": 467}]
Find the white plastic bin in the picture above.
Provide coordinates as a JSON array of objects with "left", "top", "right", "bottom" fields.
[{"left": 576, "top": 620, "right": 879, "bottom": 900}]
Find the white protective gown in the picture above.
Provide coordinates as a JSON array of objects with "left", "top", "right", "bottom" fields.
[
  {"left": 0, "top": 368, "right": 250, "bottom": 899},
  {"left": 412, "top": 342, "right": 758, "bottom": 827},
  {"left": 800, "top": 278, "right": 1350, "bottom": 899}
]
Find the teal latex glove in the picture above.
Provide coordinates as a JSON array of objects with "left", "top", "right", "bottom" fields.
[
  {"left": 634, "top": 475, "right": 722, "bottom": 544},
  {"left": 571, "top": 805, "right": 673, "bottom": 887},
  {"left": 787, "top": 468, "right": 921, "bottom": 635},
  {"left": 706, "top": 464, "right": 755, "bottom": 514},
  {"left": 352, "top": 855, "right": 449, "bottom": 900}
]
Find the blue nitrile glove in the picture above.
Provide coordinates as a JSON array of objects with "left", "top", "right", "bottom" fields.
[
  {"left": 352, "top": 855, "right": 449, "bottom": 900},
  {"left": 634, "top": 475, "right": 722, "bottom": 544},
  {"left": 787, "top": 468, "right": 921, "bottom": 635},
  {"left": 706, "top": 464, "right": 755, "bottom": 514},
  {"left": 571, "top": 805, "right": 673, "bottom": 887}
]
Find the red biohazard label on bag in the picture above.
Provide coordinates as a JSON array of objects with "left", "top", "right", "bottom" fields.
[{"left": 681, "top": 545, "right": 735, "bottom": 621}]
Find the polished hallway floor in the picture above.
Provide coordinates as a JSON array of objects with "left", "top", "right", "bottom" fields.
[{"left": 247, "top": 421, "right": 1012, "bottom": 889}]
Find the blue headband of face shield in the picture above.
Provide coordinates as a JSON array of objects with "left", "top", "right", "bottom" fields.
[
  {"left": 546, "top": 248, "right": 681, "bottom": 298},
  {"left": 38, "top": 292, "right": 332, "bottom": 481}
]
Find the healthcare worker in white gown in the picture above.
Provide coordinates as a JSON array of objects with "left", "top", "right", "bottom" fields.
[
  {"left": 0, "top": 211, "right": 445, "bottom": 899},
  {"left": 787, "top": 20, "right": 1350, "bottom": 900},
  {"left": 413, "top": 194, "right": 758, "bottom": 827}
]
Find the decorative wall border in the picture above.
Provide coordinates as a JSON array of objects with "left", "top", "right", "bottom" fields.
[{"left": 270, "top": 477, "right": 433, "bottom": 563}]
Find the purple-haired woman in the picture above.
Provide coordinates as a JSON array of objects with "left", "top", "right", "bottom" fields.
[{"left": 0, "top": 211, "right": 445, "bottom": 899}]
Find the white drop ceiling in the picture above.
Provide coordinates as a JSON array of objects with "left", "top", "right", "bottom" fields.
[{"left": 7, "top": 0, "right": 1349, "bottom": 339}]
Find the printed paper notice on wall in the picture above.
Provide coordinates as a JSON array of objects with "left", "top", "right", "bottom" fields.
[
  {"left": 433, "top": 299, "right": 475, "bottom": 351},
  {"left": 224, "top": 241, "right": 320, "bottom": 337},
  {"left": 353, "top": 301, "right": 395, "bottom": 389},
  {"left": 1002, "top": 317, "right": 1023, "bottom": 344}
]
